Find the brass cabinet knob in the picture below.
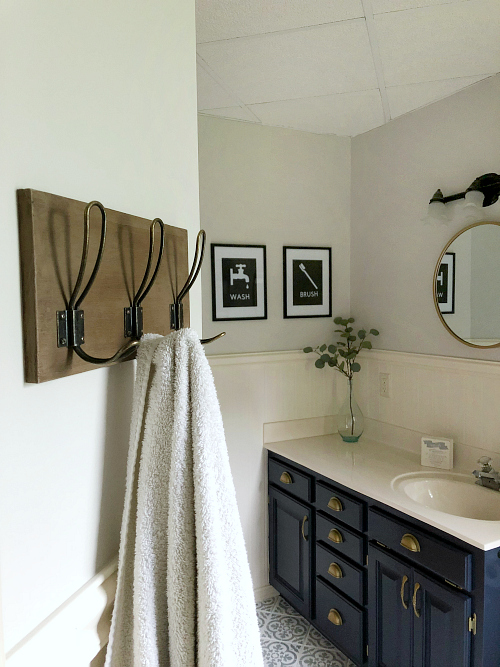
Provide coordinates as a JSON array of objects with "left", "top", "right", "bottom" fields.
[
  {"left": 280, "top": 471, "right": 293, "bottom": 484},
  {"left": 328, "top": 496, "right": 344, "bottom": 512},
  {"left": 328, "top": 528, "right": 343, "bottom": 544},
  {"left": 328, "top": 608, "right": 343, "bottom": 626},
  {"left": 328, "top": 562, "right": 343, "bottom": 579},
  {"left": 400, "top": 533, "right": 421, "bottom": 553}
]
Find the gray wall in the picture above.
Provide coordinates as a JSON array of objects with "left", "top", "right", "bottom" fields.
[
  {"left": 199, "top": 115, "right": 351, "bottom": 354},
  {"left": 350, "top": 74, "right": 500, "bottom": 360}
]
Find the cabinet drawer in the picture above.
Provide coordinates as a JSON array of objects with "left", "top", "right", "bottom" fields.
[
  {"left": 316, "top": 481, "right": 365, "bottom": 531},
  {"left": 316, "top": 542, "right": 365, "bottom": 605},
  {"left": 315, "top": 578, "right": 365, "bottom": 666},
  {"left": 369, "top": 509, "right": 473, "bottom": 590},
  {"left": 316, "top": 513, "right": 365, "bottom": 565},
  {"left": 269, "top": 458, "right": 312, "bottom": 503}
]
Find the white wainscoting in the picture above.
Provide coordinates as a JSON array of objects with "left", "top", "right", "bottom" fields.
[
  {"left": 208, "top": 351, "right": 337, "bottom": 594},
  {"left": 354, "top": 349, "right": 500, "bottom": 466},
  {"left": 5, "top": 559, "right": 117, "bottom": 667}
]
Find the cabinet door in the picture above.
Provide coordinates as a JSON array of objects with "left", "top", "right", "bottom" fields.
[
  {"left": 368, "top": 545, "right": 412, "bottom": 667},
  {"left": 269, "top": 485, "right": 312, "bottom": 617},
  {"left": 412, "top": 571, "right": 471, "bottom": 667}
]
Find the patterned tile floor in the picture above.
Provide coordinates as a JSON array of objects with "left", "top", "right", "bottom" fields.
[{"left": 257, "top": 595, "right": 355, "bottom": 667}]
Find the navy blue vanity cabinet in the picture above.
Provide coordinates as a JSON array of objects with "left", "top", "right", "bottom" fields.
[
  {"left": 268, "top": 451, "right": 500, "bottom": 667},
  {"left": 268, "top": 466, "right": 313, "bottom": 617}
]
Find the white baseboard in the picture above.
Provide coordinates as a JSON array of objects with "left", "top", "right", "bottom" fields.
[
  {"left": 6, "top": 558, "right": 117, "bottom": 667},
  {"left": 254, "top": 585, "right": 278, "bottom": 603}
]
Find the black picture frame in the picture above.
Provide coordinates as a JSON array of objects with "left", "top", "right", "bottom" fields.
[
  {"left": 283, "top": 246, "right": 332, "bottom": 319},
  {"left": 437, "top": 252, "right": 455, "bottom": 315},
  {"left": 211, "top": 243, "right": 267, "bottom": 321}
]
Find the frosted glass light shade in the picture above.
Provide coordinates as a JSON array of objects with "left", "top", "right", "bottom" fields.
[
  {"left": 460, "top": 189, "right": 485, "bottom": 223},
  {"left": 427, "top": 200, "right": 450, "bottom": 222}
]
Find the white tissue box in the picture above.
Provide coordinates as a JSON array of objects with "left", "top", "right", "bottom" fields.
[{"left": 421, "top": 436, "right": 453, "bottom": 470}]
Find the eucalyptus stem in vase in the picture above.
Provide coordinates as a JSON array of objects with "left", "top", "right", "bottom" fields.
[{"left": 304, "top": 316, "right": 379, "bottom": 442}]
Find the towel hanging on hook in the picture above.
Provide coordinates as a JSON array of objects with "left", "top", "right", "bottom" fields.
[
  {"left": 170, "top": 229, "right": 226, "bottom": 345},
  {"left": 57, "top": 200, "right": 165, "bottom": 364}
]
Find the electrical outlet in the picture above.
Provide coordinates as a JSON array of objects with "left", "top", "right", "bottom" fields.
[{"left": 379, "top": 373, "right": 390, "bottom": 398}]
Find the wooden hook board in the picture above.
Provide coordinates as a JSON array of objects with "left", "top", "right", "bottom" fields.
[{"left": 18, "top": 189, "right": 189, "bottom": 383}]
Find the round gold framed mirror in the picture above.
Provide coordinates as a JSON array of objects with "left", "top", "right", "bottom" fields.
[{"left": 434, "top": 221, "right": 500, "bottom": 348}]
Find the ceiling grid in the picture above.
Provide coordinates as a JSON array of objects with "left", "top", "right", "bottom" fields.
[{"left": 196, "top": 0, "right": 499, "bottom": 136}]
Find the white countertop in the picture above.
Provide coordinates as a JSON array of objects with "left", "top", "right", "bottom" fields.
[{"left": 265, "top": 434, "right": 500, "bottom": 551}]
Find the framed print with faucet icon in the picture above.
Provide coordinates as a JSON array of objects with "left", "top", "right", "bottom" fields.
[
  {"left": 211, "top": 243, "right": 267, "bottom": 321},
  {"left": 283, "top": 246, "right": 331, "bottom": 318}
]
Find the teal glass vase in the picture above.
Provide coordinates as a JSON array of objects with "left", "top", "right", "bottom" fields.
[{"left": 337, "top": 377, "right": 364, "bottom": 442}]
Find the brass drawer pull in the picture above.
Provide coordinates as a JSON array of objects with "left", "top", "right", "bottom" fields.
[
  {"left": 328, "top": 528, "right": 343, "bottom": 544},
  {"left": 328, "top": 608, "right": 343, "bottom": 626},
  {"left": 400, "top": 575, "right": 409, "bottom": 610},
  {"left": 328, "top": 496, "right": 344, "bottom": 512},
  {"left": 328, "top": 562, "right": 343, "bottom": 579},
  {"left": 301, "top": 515, "right": 309, "bottom": 542},
  {"left": 413, "top": 582, "right": 421, "bottom": 618},
  {"left": 280, "top": 471, "right": 293, "bottom": 484},
  {"left": 400, "top": 533, "right": 421, "bottom": 553}
]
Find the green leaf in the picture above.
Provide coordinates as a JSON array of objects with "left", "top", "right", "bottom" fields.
[
  {"left": 319, "top": 344, "right": 327, "bottom": 352},
  {"left": 358, "top": 329, "right": 366, "bottom": 339},
  {"left": 346, "top": 327, "right": 353, "bottom": 333},
  {"left": 348, "top": 335, "right": 356, "bottom": 342},
  {"left": 303, "top": 346, "right": 313, "bottom": 353},
  {"left": 361, "top": 340, "right": 372, "bottom": 349},
  {"left": 351, "top": 362, "right": 361, "bottom": 373},
  {"left": 370, "top": 329, "right": 380, "bottom": 336},
  {"left": 328, "top": 345, "right": 337, "bottom": 354},
  {"left": 347, "top": 317, "right": 355, "bottom": 323},
  {"left": 340, "top": 333, "right": 348, "bottom": 338},
  {"left": 340, "top": 319, "right": 349, "bottom": 326},
  {"left": 315, "top": 359, "right": 325, "bottom": 369},
  {"left": 328, "top": 358, "right": 336, "bottom": 367},
  {"left": 339, "top": 361, "right": 345, "bottom": 371},
  {"left": 338, "top": 349, "right": 346, "bottom": 357},
  {"left": 320, "top": 354, "right": 331, "bottom": 362},
  {"left": 333, "top": 316, "right": 343, "bottom": 325},
  {"left": 346, "top": 351, "right": 357, "bottom": 359}
]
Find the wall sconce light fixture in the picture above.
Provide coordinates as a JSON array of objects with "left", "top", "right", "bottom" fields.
[{"left": 425, "top": 172, "right": 500, "bottom": 225}]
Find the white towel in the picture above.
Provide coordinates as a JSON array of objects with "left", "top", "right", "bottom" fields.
[{"left": 105, "top": 329, "right": 263, "bottom": 667}]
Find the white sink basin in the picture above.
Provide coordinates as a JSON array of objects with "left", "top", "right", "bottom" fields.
[{"left": 392, "top": 472, "right": 500, "bottom": 521}]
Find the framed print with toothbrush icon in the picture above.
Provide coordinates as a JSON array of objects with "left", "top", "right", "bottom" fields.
[{"left": 283, "top": 246, "right": 331, "bottom": 318}]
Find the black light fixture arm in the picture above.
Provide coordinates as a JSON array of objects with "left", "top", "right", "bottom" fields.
[{"left": 430, "top": 173, "right": 500, "bottom": 207}]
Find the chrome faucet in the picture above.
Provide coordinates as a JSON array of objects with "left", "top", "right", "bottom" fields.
[{"left": 473, "top": 457, "right": 500, "bottom": 491}]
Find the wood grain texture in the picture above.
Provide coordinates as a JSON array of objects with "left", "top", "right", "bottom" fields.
[{"left": 17, "top": 189, "right": 189, "bottom": 383}]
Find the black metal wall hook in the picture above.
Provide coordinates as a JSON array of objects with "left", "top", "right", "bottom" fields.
[
  {"left": 170, "top": 229, "right": 225, "bottom": 345},
  {"left": 57, "top": 202, "right": 165, "bottom": 364},
  {"left": 124, "top": 218, "right": 165, "bottom": 341}
]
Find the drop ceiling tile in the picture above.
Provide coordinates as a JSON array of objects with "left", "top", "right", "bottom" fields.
[
  {"left": 387, "top": 75, "right": 490, "bottom": 117},
  {"left": 248, "top": 90, "right": 385, "bottom": 136},
  {"left": 197, "top": 63, "right": 240, "bottom": 110},
  {"left": 198, "top": 106, "right": 259, "bottom": 122},
  {"left": 197, "top": 20, "right": 378, "bottom": 105},
  {"left": 196, "top": 0, "right": 364, "bottom": 43},
  {"left": 375, "top": 0, "right": 500, "bottom": 86},
  {"left": 372, "top": 0, "right": 467, "bottom": 13}
]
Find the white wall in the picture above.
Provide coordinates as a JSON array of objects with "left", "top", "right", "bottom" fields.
[
  {"left": 0, "top": 1, "right": 200, "bottom": 658},
  {"left": 198, "top": 116, "right": 351, "bottom": 354},
  {"left": 350, "top": 74, "right": 500, "bottom": 360}
]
